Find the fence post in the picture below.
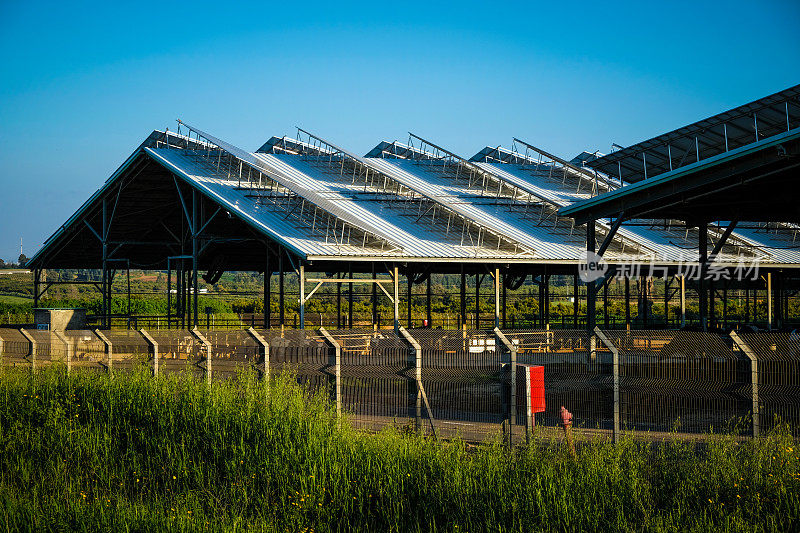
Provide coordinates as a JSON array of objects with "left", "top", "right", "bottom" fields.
[
  {"left": 191, "top": 328, "right": 212, "bottom": 386},
  {"left": 521, "top": 364, "right": 533, "bottom": 444},
  {"left": 594, "top": 327, "right": 620, "bottom": 443},
  {"left": 94, "top": 329, "right": 113, "bottom": 374},
  {"left": 247, "top": 327, "right": 270, "bottom": 384},
  {"left": 0, "top": 331, "right": 4, "bottom": 367},
  {"left": 495, "top": 327, "right": 517, "bottom": 445},
  {"left": 730, "top": 331, "right": 759, "bottom": 437},
  {"left": 19, "top": 328, "right": 37, "bottom": 372},
  {"left": 398, "top": 326, "right": 436, "bottom": 438},
  {"left": 318, "top": 327, "right": 341, "bottom": 420},
  {"left": 139, "top": 329, "right": 158, "bottom": 376},
  {"left": 52, "top": 330, "right": 72, "bottom": 373}
]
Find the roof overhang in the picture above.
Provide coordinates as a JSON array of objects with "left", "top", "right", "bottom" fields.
[{"left": 558, "top": 128, "right": 800, "bottom": 224}]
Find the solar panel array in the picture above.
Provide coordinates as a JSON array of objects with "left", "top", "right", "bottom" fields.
[{"left": 131, "top": 121, "right": 800, "bottom": 267}]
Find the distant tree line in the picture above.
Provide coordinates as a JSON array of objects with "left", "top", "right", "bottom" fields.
[{"left": 0, "top": 254, "right": 29, "bottom": 268}]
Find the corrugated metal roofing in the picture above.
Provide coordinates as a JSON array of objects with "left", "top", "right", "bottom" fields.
[
  {"left": 250, "top": 152, "right": 534, "bottom": 259},
  {"left": 31, "top": 124, "right": 800, "bottom": 269},
  {"left": 363, "top": 156, "right": 646, "bottom": 262},
  {"left": 586, "top": 84, "right": 800, "bottom": 183},
  {"left": 466, "top": 145, "right": 789, "bottom": 266}
]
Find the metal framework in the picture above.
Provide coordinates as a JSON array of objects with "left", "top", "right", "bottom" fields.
[{"left": 26, "top": 102, "right": 800, "bottom": 335}]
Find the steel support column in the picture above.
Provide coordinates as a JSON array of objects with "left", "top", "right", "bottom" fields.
[
  {"left": 33, "top": 269, "right": 41, "bottom": 310},
  {"left": 544, "top": 273, "right": 550, "bottom": 326},
  {"left": 264, "top": 253, "right": 271, "bottom": 329},
  {"left": 494, "top": 267, "right": 500, "bottom": 329},
  {"left": 573, "top": 273, "right": 579, "bottom": 328},
  {"left": 501, "top": 272, "right": 507, "bottom": 329},
  {"left": 586, "top": 221, "right": 596, "bottom": 334},
  {"left": 699, "top": 222, "right": 708, "bottom": 331},
  {"left": 625, "top": 276, "right": 631, "bottom": 327},
  {"left": 393, "top": 265, "right": 400, "bottom": 329},
  {"left": 299, "top": 263, "right": 305, "bottom": 329},
  {"left": 348, "top": 266, "right": 353, "bottom": 329},
  {"left": 680, "top": 276, "right": 686, "bottom": 328},
  {"left": 279, "top": 253, "right": 285, "bottom": 327},
  {"left": 426, "top": 275, "right": 432, "bottom": 327},
  {"left": 192, "top": 189, "right": 199, "bottom": 329},
  {"left": 475, "top": 273, "right": 480, "bottom": 329},
  {"left": 460, "top": 266, "right": 466, "bottom": 327},
  {"left": 372, "top": 265, "right": 378, "bottom": 328},
  {"left": 407, "top": 269, "right": 413, "bottom": 328},
  {"left": 767, "top": 272, "right": 773, "bottom": 330},
  {"left": 101, "top": 198, "right": 109, "bottom": 329},
  {"left": 336, "top": 272, "right": 342, "bottom": 329}
]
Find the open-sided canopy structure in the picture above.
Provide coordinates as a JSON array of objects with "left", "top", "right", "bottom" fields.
[
  {"left": 558, "top": 86, "right": 800, "bottom": 332},
  {"left": 27, "top": 98, "right": 800, "bottom": 330}
]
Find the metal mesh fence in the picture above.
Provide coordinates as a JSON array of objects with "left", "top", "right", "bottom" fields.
[
  {"left": 503, "top": 329, "right": 609, "bottom": 435},
  {"left": 325, "top": 329, "right": 411, "bottom": 432},
  {"left": 0, "top": 328, "right": 34, "bottom": 365},
  {"left": 0, "top": 327, "right": 797, "bottom": 439},
  {"left": 738, "top": 332, "right": 800, "bottom": 435},
  {"left": 603, "top": 329, "right": 750, "bottom": 435}
]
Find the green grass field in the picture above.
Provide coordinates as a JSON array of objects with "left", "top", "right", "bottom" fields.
[
  {"left": 0, "top": 295, "right": 31, "bottom": 305},
  {"left": 0, "top": 367, "right": 796, "bottom": 532}
]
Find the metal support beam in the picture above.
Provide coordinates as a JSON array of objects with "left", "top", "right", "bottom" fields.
[
  {"left": 192, "top": 190, "right": 199, "bottom": 329},
  {"left": 597, "top": 216, "right": 623, "bottom": 257},
  {"left": 407, "top": 269, "right": 413, "bottom": 328},
  {"left": 625, "top": 276, "right": 631, "bottom": 327},
  {"left": 33, "top": 269, "right": 40, "bottom": 310},
  {"left": 767, "top": 272, "right": 773, "bottom": 330},
  {"left": 501, "top": 272, "right": 507, "bottom": 329},
  {"left": 475, "top": 273, "right": 481, "bottom": 329},
  {"left": 279, "top": 252, "right": 285, "bottom": 326},
  {"left": 544, "top": 273, "right": 551, "bottom": 325},
  {"left": 348, "top": 266, "right": 353, "bottom": 329},
  {"left": 264, "top": 252, "right": 271, "bottom": 329},
  {"left": 460, "top": 266, "right": 466, "bottom": 327},
  {"left": 699, "top": 222, "right": 708, "bottom": 331},
  {"left": 680, "top": 276, "right": 686, "bottom": 328},
  {"left": 372, "top": 266, "right": 378, "bottom": 328},
  {"left": 586, "top": 221, "right": 596, "bottom": 334},
  {"left": 102, "top": 198, "right": 109, "bottom": 329},
  {"left": 336, "top": 272, "right": 342, "bottom": 329},
  {"left": 426, "top": 275, "right": 432, "bottom": 327},
  {"left": 494, "top": 267, "right": 501, "bottom": 329},
  {"left": 393, "top": 265, "right": 400, "bottom": 329},
  {"left": 708, "top": 220, "right": 738, "bottom": 264},
  {"left": 573, "top": 273, "right": 579, "bottom": 328},
  {"left": 299, "top": 263, "right": 305, "bottom": 329}
]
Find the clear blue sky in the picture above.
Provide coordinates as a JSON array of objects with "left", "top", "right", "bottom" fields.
[{"left": 1, "top": 1, "right": 798, "bottom": 263}]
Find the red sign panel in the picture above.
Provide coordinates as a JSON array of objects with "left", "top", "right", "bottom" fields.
[{"left": 528, "top": 365, "right": 545, "bottom": 413}]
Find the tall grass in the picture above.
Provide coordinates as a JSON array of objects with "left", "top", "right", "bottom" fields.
[{"left": 0, "top": 367, "right": 796, "bottom": 532}]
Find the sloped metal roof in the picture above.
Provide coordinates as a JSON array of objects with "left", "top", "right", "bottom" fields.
[
  {"left": 587, "top": 84, "right": 800, "bottom": 183},
  {"left": 31, "top": 122, "right": 800, "bottom": 270}
]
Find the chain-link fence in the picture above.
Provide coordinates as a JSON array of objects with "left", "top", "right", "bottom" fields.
[{"left": 1, "top": 326, "right": 797, "bottom": 440}]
